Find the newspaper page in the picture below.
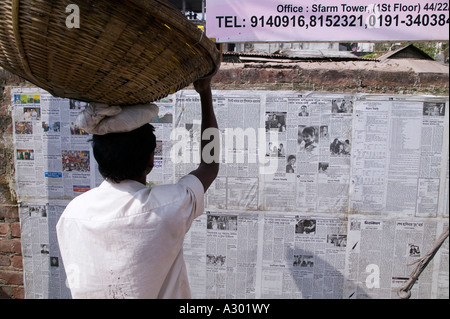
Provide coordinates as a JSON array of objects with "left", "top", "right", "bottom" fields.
[
  {"left": 205, "top": 211, "right": 259, "bottom": 299},
  {"left": 344, "top": 217, "right": 449, "bottom": 299},
  {"left": 18, "top": 202, "right": 72, "bottom": 299},
  {"left": 259, "top": 214, "right": 349, "bottom": 299},
  {"left": 173, "top": 90, "right": 263, "bottom": 210},
  {"left": 18, "top": 203, "right": 50, "bottom": 299},
  {"left": 350, "top": 95, "right": 449, "bottom": 217},
  {"left": 12, "top": 88, "right": 99, "bottom": 202},
  {"left": 260, "top": 92, "right": 353, "bottom": 213}
]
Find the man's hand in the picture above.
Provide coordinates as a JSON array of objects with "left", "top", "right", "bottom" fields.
[
  {"left": 194, "top": 61, "right": 219, "bottom": 94},
  {"left": 193, "top": 76, "right": 212, "bottom": 95}
]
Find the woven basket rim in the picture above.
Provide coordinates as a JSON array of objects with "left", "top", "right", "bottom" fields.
[{"left": 0, "top": 0, "right": 220, "bottom": 105}]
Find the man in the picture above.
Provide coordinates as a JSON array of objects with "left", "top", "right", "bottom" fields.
[
  {"left": 56, "top": 75, "right": 219, "bottom": 298},
  {"left": 298, "top": 105, "right": 309, "bottom": 117}
]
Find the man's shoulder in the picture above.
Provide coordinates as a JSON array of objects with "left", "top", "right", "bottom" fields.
[
  {"left": 60, "top": 185, "right": 104, "bottom": 215},
  {"left": 148, "top": 175, "right": 204, "bottom": 207},
  {"left": 151, "top": 175, "right": 203, "bottom": 197}
]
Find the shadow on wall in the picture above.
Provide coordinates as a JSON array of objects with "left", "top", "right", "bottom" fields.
[
  {"left": 0, "top": 288, "right": 10, "bottom": 299},
  {"left": 284, "top": 246, "right": 372, "bottom": 299}
]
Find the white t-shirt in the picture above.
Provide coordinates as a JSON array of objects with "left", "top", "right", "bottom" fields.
[{"left": 56, "top": 174, "right": 204, "bottom": 299}]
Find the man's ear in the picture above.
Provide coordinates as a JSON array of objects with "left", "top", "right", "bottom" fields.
[{"left": 145, "top": 152, "right": 154, "bottom": 174}]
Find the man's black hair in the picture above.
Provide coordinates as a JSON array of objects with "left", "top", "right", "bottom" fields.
[{"left": 91, "top": 124, "right": 156, "bottom": 183}]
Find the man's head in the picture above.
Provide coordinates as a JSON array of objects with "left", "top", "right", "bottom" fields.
[
  {"left": 91, "top": 124, "right": 156, "bottom": 183},
  {"left": 302, "top": 126, "right": 316, "bottom": 143}
]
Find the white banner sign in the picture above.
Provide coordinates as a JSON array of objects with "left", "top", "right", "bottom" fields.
[{"left": 206, "top": 0, "right": 450, "bottom": 42}]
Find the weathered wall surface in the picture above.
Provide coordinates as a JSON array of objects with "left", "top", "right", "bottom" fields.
[
  {"left": 0, "top": 61, "right": 448, "bottom": 298},
  {"left": 0, "top": 70, "right": 28, "bottom": 298},
  {"left": 213, "top": 61, "right": 449, "bottom": 95}
]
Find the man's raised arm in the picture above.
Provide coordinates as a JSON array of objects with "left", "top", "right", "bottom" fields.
[{"left": 189, "top": 75, "right": 220, "bottom": 192}]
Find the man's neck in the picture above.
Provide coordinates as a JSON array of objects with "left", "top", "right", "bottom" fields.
[{"left": 130, "top": 174, "right": 147, "bottom": 185}]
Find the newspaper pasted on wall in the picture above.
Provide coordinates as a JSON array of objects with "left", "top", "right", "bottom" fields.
[{"left": 12, "top": 88, "right": 449, "bottom": 299}]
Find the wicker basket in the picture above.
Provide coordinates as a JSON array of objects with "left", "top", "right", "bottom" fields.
[{"left": 0, "top": 0, "right": 220, "bottom": 105}]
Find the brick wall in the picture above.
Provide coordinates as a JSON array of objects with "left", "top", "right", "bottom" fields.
[
  {"left": 0, "top": 207, "right": 23, "bottom": 299},
  {"left": 0, "top": 70, "right": 25, "bottom": 299}
]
